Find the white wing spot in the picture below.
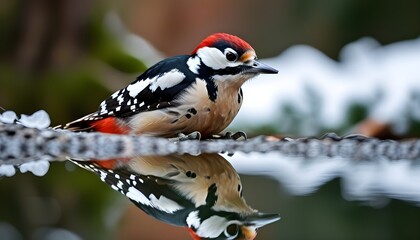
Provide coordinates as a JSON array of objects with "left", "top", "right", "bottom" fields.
[
  {"left": 111, "top": 91, "right": 120, "bottom": 99},
  {"left": 100, "top": 171, "right": 107, "bottom": 181},
  {"left": 149, "top": 194, "right": 184, "bottom": 213},
  {"left": 126, "top": 187, "right": 150, "bottom": 205},
  {"left": 149, "top": 69, "right": 185, "bottom": 92},
  {"left": 127, "top": 78, "right": 154, "bottom": 98},
  {"left": 117, "top": 94, "right": 124, "bottom": 105}
]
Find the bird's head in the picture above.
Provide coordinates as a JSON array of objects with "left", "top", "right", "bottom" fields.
[
  {"left": 186, "top": 210, "right": 280, "bottom": 240},
  {"left": 188, "top": 33, "right": 278, "bottom": 86}
]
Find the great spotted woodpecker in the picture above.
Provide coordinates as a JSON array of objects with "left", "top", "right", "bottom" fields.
[
  {"left": 71, "top": 154, "right": 280, "bottom": 240},
  {"left": 64, "top": 33, "right": 278, "bottom": 137}
]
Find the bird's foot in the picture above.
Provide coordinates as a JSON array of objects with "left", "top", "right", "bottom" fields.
[
  {"left": 169, "top": 131, "right": 202, "bottom": 141},
  {"left": 214, "top": 131, "right": 247, "bottom": 157},
  {"left": 212, "top": 131, "right": 247, "bottom": 141}
]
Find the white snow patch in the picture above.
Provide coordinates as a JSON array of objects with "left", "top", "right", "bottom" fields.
[
  {"left": 0, "top": 165, "right": 16, "bottom": 177},
  {"left": 0, "top": 111, "right": 17, "bottom": 124},
  {"left": 19, "top": 160, "right": 50, "bottom": 176},
  {"left": 18, "top": 110, "right": 51, "bottom": 129}
]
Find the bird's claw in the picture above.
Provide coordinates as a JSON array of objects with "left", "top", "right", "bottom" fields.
[
  {"left": 170, "top": 131, "right": 202, "bottom": 141},
  {"left": 212, "top": 131, "right": 247, "bottom": 141},
  {"left": 230, "top": 131, "right": 247, "bottom": 141}
]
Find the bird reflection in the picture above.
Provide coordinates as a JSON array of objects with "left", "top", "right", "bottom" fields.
[{"left": 71, "top": 154, "right": 279, "bottom": 240}]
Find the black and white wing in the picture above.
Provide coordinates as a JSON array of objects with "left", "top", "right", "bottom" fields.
[
  {"left": 64, "top": 55, "right": 196, "bottom": 129},
  {"left": 70, "top": 159, "right": 195, "bottom": 226},
  {"left": 95, "top": 55, "right": 196, "bottom": 118}
]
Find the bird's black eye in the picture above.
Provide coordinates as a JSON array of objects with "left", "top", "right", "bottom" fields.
[
  {"left": 225, "top": 50, "right": 238, "bottom": 62},
  {"left": 224, "top": 223, "right": 239, "bottom": 238}
]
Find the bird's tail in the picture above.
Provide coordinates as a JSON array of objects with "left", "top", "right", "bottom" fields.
[
  {"left": 55, "top": 112, "right": 101, "bottom": 132},
  {"left": 58, "top": 113, "right": 128, "bottom": 134}
]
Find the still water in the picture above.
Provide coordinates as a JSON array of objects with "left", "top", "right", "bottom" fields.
[{"left": 2, "top": 149, "right": 420, "bottom": 239}]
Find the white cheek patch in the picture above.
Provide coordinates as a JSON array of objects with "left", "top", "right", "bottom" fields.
[
  {"left": 195, "top": 215, "right": 228, "bottom": 238},
  {"left": 197, "top": 47, "right": 241, "bottom": 70},
  {"left": 149, "top": 69, "right": 185, "bottom": 92}
]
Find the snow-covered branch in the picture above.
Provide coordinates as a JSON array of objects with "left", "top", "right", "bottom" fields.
[
  {"left": 1, "top": 122, "right": 419, "bottom": 165},
  {"left": 2, "top": 110, "right": 420, "bottom": 205}
]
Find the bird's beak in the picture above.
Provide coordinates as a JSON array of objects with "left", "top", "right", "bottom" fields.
[
  {"left": 246, "top": 212, "right": 281, "bottom": 228},
  {"left": 245, "top": 60, "right": 278, "bottom": 74},
  {"left": 240, "top": 212, "right": 280, "bottom": 239}
]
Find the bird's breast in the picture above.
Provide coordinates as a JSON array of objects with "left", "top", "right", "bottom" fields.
[{"left": 128, "top": 79, "right": 243, "bottom": 137}]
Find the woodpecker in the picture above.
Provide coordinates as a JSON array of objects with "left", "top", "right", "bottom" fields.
[
  {"left": 64, "top": 33, "right": 278, "bottom": 137},
  {"left": 71, "top": 154, "right": 280, "bottom": 240}
]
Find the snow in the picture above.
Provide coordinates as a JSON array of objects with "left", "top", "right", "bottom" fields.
[
  {"left": 231, "top": 37, "right": 420, "bottom": 135},
  {"left": 0, "top": 111, "right": 17, "bottom": 124},
  {"left": 19, "top": 160, "right": 50, "bottom": 177},
  {"left": 0, "top": 110, "right": 51, "bottom": 129},
  {"left": 0, "top": 165, "right": 16, "bottom": 177},
  {"left": 229, "top": 152, "right": 420, "bottom": 206},
  {"left": 18, "top": 110, "right": 51, "bottom": 129},
  {"left": 229, "top": 152, "right": 346, "bottom": 195},
  {"left": 1, "top": 110, "right": 52, "bottom": 177}
]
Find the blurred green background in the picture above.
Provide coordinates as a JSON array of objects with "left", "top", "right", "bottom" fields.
[{"left": 1, "top": 0, "right": 420, "bottom": 239}]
